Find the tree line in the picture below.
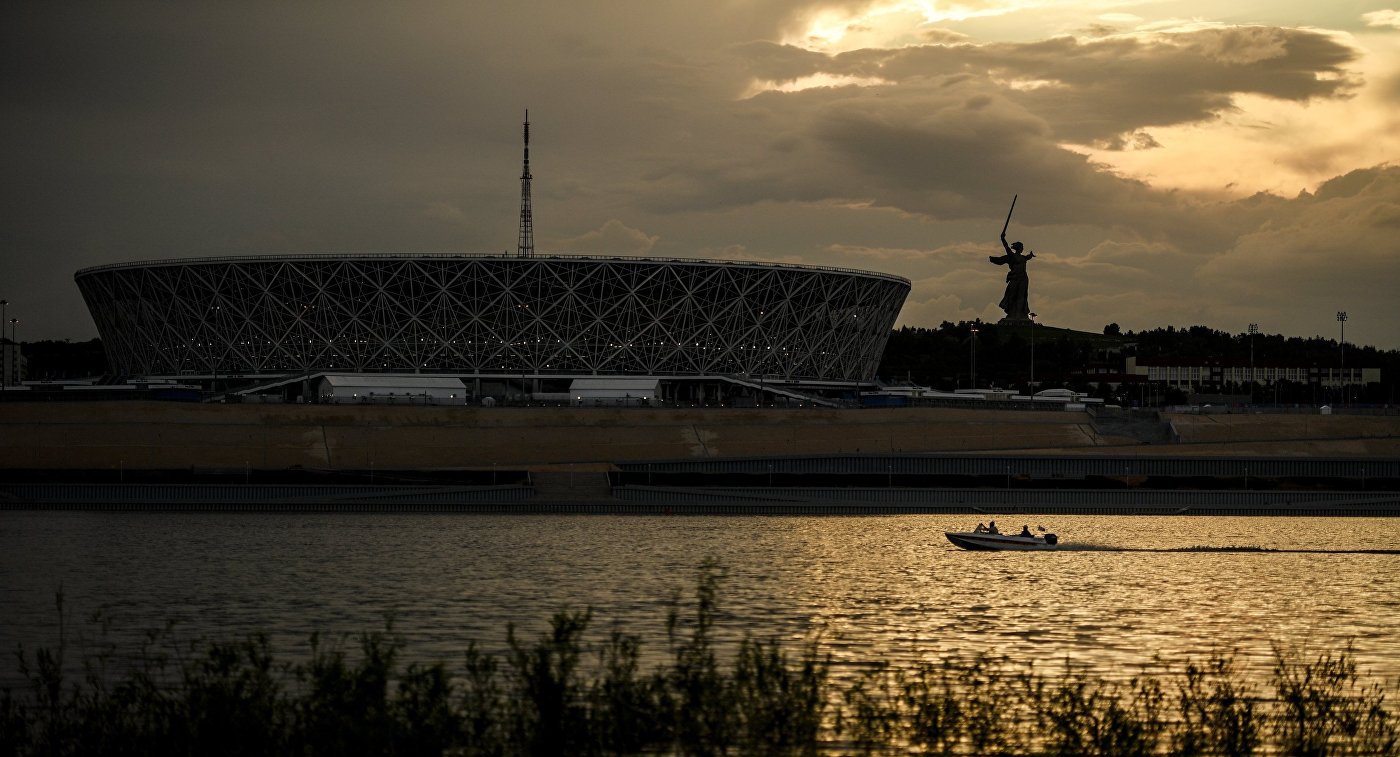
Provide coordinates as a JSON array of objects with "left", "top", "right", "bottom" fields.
[
  {"left": 876, "top": 322, "right": 1399, "bottom": 405},
  {"left": 11, "top": 327, "right": 1399, "bottom": 405}
]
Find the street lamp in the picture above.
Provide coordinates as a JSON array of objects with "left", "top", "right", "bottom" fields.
[
  {"left": 7, "top": 319, "right": 17, "bottom": 389},
  {"left": 1248, "top": 323, "right": 1258, "bottom": 405},
  {"left": 969, "top": 324, "right": 979, "bottom": 391},
  {"left": 1029, "top": 312, "right": 1037, "bottom": 399},
  {"left": 1337, "top": 311, "right": 1347, "bottom": 405},
  {"left": 1, "top": 298, "right": 7, "bottom": 390}
]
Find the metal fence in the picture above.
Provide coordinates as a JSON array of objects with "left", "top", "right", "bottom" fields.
[
  {"left": 617, "top": 454, "right": 1400, "bottom": 480},
  {"left": 0, "top": 483, "right": 532, "bottom": 510},
  {"left": 614, "top": 486, "right": 1400, "bottom": 516}
]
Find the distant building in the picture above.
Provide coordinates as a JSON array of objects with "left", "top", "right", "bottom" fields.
[
  {"left": 1012, "top": 388, "right": 1103, "bottom": 404},
  {"left": 1, "top": 340, "right": 25, "bottom": 388},
  {"left": 317, "top": 375, "right": 468, "bottom": 405},
  {"left": 1126, "top": 356, "right": 1379, "bottom": 390},
  {"left": 568, "top": 378, "right": 659, "bottom": 406}
]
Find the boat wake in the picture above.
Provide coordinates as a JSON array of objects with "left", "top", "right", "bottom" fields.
[{"left": 1058, "top": 544, "right": 1400, "bottom": 555}]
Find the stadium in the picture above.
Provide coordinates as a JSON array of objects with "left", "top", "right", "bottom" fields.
[
  {"left": 71, "top": 116, "right": 909, "bottom": 406},
  {"left": 74, "top": 253, "right": 910, "bottom": 404}
]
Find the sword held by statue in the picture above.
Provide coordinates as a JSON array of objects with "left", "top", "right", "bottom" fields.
[{"left": 1001, "top": 194, "right": 1018, "bottom": 238}]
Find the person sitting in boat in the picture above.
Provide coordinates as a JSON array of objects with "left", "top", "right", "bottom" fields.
[
  {"left": 975, "top": 522, "right": 987, "bottom": 533},
  {"left": 1020, "top": 524, "right": 1032, "bottom": 537},
  {"left": 987, "top": 520, "right": 999, "bottom": 534}
]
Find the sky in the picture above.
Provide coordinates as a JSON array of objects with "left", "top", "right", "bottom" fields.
[{"left": 2, "top": 0, "right": 1398, "bottom": 349}]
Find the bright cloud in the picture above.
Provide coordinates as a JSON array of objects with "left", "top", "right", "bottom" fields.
[
  {"left": 1362, "top": 9, "right": 1400, "bottom": 29},
  {"left": 556, "top": 220, "right": 659, "bottom": 255},
  {"left": 742, "top": 72, "right": 889, "bottom": 98}
]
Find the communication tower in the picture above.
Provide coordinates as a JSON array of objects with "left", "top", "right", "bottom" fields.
[{"left": 517, "top": 110, "right": 534, "bottom": 258}]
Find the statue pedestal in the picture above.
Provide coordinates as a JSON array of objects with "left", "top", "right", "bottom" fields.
[{"left": 998, "top": 316, "right": 1032, "bottom": 325}]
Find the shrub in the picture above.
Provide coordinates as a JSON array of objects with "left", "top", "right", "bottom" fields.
[{"left": 3, "top": 568, "right": 1398, "bottom": 756}]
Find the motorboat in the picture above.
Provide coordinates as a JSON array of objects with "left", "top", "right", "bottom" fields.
[{"left": 946, "top": 526, "right": 1059, "bottom": 551}]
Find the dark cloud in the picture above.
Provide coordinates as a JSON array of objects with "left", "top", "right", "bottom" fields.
[
  {"left": 637, "top": 70, "right": 1184, "bottom": 244},
  {"left": 731, "top": 41, "right": 835, "bottom": 82},
  {"left": 1198, "top": 166, "right": 1400, "bottom": 310},
  {"left": 0, "top": 2, "right": 1395, "bottom": 348},
  {"left": 738, "top": 27, "right": 1360, "bottom": 146}
]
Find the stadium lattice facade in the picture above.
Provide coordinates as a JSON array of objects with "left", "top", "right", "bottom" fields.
[{"left": 75, "top": 254, "right": 909, "bottom": 392}]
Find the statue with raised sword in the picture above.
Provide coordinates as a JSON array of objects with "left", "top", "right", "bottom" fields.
[{"left": 988, "top": 194, "right": 1035, "bottom": 322}]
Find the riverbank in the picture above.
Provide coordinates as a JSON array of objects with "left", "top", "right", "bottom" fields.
[
  {"left": 3, "top": 482, "right": 1397, "bottom": 516},
  {"left": 2, "top": 402, "right": 1398, "bottom": 471}
]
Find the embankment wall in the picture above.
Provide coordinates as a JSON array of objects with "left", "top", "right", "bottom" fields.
[{"left": 1, "top": 402, "right": 1397, "bottom": 470}]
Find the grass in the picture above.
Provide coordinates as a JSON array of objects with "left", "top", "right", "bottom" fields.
[{"left": 2, "top": 563, "right": 1397, "bottom": 756}]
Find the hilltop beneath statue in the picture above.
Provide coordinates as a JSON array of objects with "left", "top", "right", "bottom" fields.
[{"left": 992, "top": 319, "right": 1129, "bottom": 348}]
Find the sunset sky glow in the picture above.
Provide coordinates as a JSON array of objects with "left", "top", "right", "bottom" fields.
[{"left": 2, "top": 0, "right": 1398, "bottom": 348}]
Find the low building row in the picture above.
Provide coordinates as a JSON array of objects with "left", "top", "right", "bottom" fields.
[{"left": 1125, "top": 357, "right": 1379, "bottom": 389}]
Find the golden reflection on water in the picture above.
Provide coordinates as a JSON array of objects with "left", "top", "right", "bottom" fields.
[
  {"left": 766, "top": 516, "right": 1399, "bottom": 677},
  {"left": 752, "top": 515, "right": 1400, "bottom": 687},
  {"left": 1, "top": 513, "right": 1398, "bottom": 688}
]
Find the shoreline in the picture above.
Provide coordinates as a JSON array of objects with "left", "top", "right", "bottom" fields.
[{"left": 4, "top": 482, "right": 1396, "bottom": 516}]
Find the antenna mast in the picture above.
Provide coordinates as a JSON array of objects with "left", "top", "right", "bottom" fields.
[{"left": 516, "top": 110, "right": 534, "bottom": 258}]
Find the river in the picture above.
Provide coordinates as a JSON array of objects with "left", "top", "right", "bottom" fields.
[{"left": 2, "top": 512, "right": 1398, "bottom": 688}]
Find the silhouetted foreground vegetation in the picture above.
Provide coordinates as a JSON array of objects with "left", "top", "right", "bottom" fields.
[{"left": 3, "top": 565, "right": 1397, "bottom": 756}]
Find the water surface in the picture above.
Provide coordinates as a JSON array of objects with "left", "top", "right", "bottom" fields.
[{"left": 3, "top": 512, "right": 1398, "bottom": 686}]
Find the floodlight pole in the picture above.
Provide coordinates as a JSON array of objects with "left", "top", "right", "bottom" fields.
[
  {"left": 970, "top": 324, "right": 979, "bottom": 391},
  {"left": 1029, "top": 312, "right": 1037, "bottom": 398},
  {"left": 7, "top": 319, "right": 18, "bottom": 389},
  {"left": 1337, "top": 311, "right": 1347, "bottom": 405},
  {"left": 1248, "top": 323, "right": 1257, "bottom": 405},
  {"left": 1, "top": 298, "right": 7, "bottom": 391}
]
